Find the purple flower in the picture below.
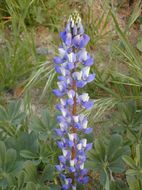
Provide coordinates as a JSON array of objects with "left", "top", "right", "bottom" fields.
[
  {"left": 59, "top": 155, "right": 66, "bottom": 164},
  {"left": 54, "top": 56, "right": 63, "bottom": 64},
  {"left": 53, "top": 11, "right": 95, "bottom": 189},
  {"left": 56, "top": 165, "right": 63, "bottom": 172},
  {"left": 77, "top": 176, "right": 89, "bottom": 184},
  {"left": 84, "top": 56, "right": 94, "bottom": 66},
  {"left": 73, "top": 34, "right": 90, "bottom": 48},
  {"left": 84, "top": 127, "right": 93, "bottom": 134}
]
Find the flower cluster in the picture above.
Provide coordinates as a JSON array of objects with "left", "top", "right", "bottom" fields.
[{"left": 53, "top": 11, "right": 95, "bottom": 190}]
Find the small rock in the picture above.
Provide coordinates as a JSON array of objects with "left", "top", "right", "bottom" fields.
[{"left": 36, "top": 47, "right": 48, "bottom": 55}]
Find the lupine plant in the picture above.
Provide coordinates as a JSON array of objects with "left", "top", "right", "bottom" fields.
[{"left": 53, "top": 11, "right": 95, "bottom": 190}]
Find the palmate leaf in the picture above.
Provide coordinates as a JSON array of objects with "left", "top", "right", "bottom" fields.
[
  {"left": 40, "top": 165, "right": 55, "bottom": 182},
  {"left": 5, "top": 149, "right": 17, "bottom": 172},
  {"left": 99, "top": 169, "right": 110, "bottom": 190},
  {"left": 107, "top": 134, "right": 123, "bottom": 160},
  {"left": 23, "top": 161, "right": 58, "bottom": 189},
  {"left": 0, "top": 141, "right": 6, "bottom": 166},
  {"left": 6, "top": 132, "right": 39, "bottom": 158},
  {"left": 26, "top": 182, "right": 60, "bottom": 190},
  {"left": 86, "top": 134, "right": 129, "bottom": 189},
  {"left": 136, "top": 144, "right": 142, "bottom": 168},
  {"left": 95, "top": 138, "right": 106, "bottom": 160},
  {"left": 109, "top": 159, "right": 125, "bottom": 173},
  {"left": 20, "top": 150, "right": 38, "bottom": 159},
  {"left": 26, "top": 182, "right": 37, "bottom": 190},
  {"left": 126, "top": 176, "right": 142, "bottom": 190},
  {"left": 123, "top": 143, "right": 142, "bottom": 190},
  {"left": 0, "top": 101, "right": 26, "bottom": 137},
  {"left": 0, "top": 141, "right": 18, "bottom": 173},
  {"left": 20, "top": 141, "right": 58, "bottom": 165},
  {"left": 111, "top": 180, "right": 129, "bottom": 190},
  {"left": 48, "top": 184, "right": 61, "bottom": 190},
  {"left": 0, "top": 141, "right": 23, "bottom": 189},
  {"left": 17, "top": 171, "right": 25, "bottom": 190},
  {"left": 29, "top": 109, "right": 58, "bottom": 141},
  {"left": 111, "top": 102, "right": 142, "bottom": 145},
  {"left": 24, "top": 161, "right": 38, "bottom": 183}
]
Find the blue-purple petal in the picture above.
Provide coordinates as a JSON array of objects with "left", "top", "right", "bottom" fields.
[
  {"left": 69, "top": 167, "right": 76, "bottom": 172},
  {"left": 55, "top": 66, "right": 61, "bottom": 74},
  {"left": 87, "top": 74, "right": 95, "bottom": 83},
  {"left": 76, "top": 81, "right": 86, "bottom": 88},
  {"left": 52, "top": 89, "right": 64, "bottom": 97},
  {"left": 57, "top": 141, "right": 64, "bottom": 148},
  {"left": 67, "top": 99, "right": 74, "bottom": 105},
  {"left": 84, "top": 57, "right": 94, "bottom": 66},
  {"left": 82, "top": 101, "right": 94, "bottom": 109},
  {"left": 55, "top": 129, "right": 64, "bottom": 136},
  {"left": 53, "top": 57, "right": 63, "bottom": 64},
  {"left": 66, "top": 62, "right": 74, "bottom": 70},
  {"left": 56, "top": 165, "right": 63, "bottom": 172},
  {"left": 84, "top": 128, "right": 93, "bottom": 134},
  {"left": 79, "top": 34, "right": 90, "bottom": 48},
  {"left": 59, "top": 155, "right": 66, "bottom": 163},
  {"left": 86, "top": 143, "right": 93, "bottom": 151}
]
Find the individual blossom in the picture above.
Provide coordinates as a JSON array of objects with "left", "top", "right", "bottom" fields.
[{"left": 53, "top": 11, "right": 95, "bottom": 190}]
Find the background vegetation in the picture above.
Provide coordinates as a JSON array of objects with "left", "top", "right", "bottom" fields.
[{"left": 0, "top": 0, "right": 142, "bottom": 189}]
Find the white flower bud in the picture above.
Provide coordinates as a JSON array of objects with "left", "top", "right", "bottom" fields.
[
  {"left": 73, "top": 116, "right": 79, "bottom": 123},
  {"left": 70, "top": 159, "right": 75, "bottom": 167},
  {"left": 80, "top": 163, "right": 84, "bottom": 169},
  {"left": 62, "top": 149, "right": 68, "bottom": 157},
  {"left": 77, "top": 143, "right": 82, "bottom": 150},
  {"left": 82, "top": 139, "right": 87, "bottom": 147}
]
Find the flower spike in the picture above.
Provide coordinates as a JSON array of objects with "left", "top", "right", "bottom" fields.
[{"left": 53, "top": 11, "right": 95, "bottom": 189}]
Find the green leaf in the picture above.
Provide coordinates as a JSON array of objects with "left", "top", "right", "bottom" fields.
[
  {"left": 0, "top": 106, "right": 8, "bottom": 121},
  {"left": 41, "top": 165, "right": 55, "bottom": 182},
  {"left": 17, "top": 171, "right": 25, "bottom": 190},
  {"left": 7, "top": 101, "right": 20, "bottom": 120},
  {"left": 136, "top": 144, "right": 142, "bottom": 167},
  {"left": 49, "top": 184, "right": 61, "bottom": 190},
  {"left": 136, "top": 36, "right": 142, "bottom": 52},
  {"left": 127, "top": 176, "right": 140, "bottom": 190},
  {"left": 111, "top": 180, "right": 129, "bottom": 190},
  {"left": 100, "top": 170, "right": 107, "bottom": 185},
  {"left": 107, "top": 134, "right": 122, "bottom": 160},
  {"left": 6, "top": 101, "right": 25, "bottom": 125},
  {"left": 0, "top": 141, "right": 6, "bottom": 167},
  {"left": 5, "top": 149, "right": 17, "bottom": 172},
  {"left": 20, "top": 150, "right": 38, "bottom": 159},
  {"left": 29, "top": 109, "right": 57, "bottom": 141},
  {"left": 95, "top": 139, "right": 106, "bottom": 161},
  {"left": 24, "top": 161, "right": 37, "bottom": 183},
  {"left": 6, "top": 132, "right": 39, "bottom": 157},
  {"left": 126, "top": 129, "right": 137, "bottom": 143},
  {"left": 109, "top": 159, "right": 125, "bottom": 173},
  {"left": 110, "top": 145, "right": 130, "bottom": 162},
  {"left": 126, "top": 0, "right": 142, "bottom": 30},
  {"left": 104, "top": 169, "right": 110, "bottom": 190},
  {"left": 42, "top": 109, "right": 51, "bottom": 129},
  {"left": 30, "top": 116, "right": 46, "bottom": 133},
  {"left": 123, "top": 155, "right": 136, "bottom": 169},
  {"left": 126, "top": 169, "right": 139, "bottom": 176},
  {"left": 26, "top": 182, "right": 37, "bottom": 190},
  {"left": 85, "top": 160, "right": 100, "bottom": 170}
]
